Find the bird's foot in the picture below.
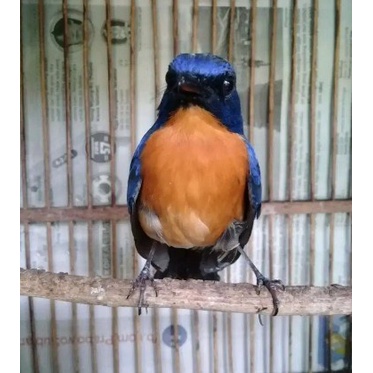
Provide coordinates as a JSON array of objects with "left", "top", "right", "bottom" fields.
[
  {"left": 127, "top": 266, "right": 158, "bottom": 315},
  {"left": 256, "top": 275, "right": 285, "bottom": 316}
]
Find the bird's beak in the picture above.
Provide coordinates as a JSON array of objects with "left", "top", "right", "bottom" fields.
[{"left": 177, "top": 76, "right": 202, "bottom": 95}]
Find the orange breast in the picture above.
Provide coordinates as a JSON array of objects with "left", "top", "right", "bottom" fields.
[{"left": 139, "top": 106, "right": 248, "bottom": 248}]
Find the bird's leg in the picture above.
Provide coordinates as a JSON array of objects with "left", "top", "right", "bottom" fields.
[
  {"left": 127, "top": 245, "right": 158, "bottom": 315},
  {"left": 237, "top": 246, "right": 285, "bottom": 316}
]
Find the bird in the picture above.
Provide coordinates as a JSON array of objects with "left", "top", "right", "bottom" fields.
[{"left": 126, "top": 53, "right": 284, "bottom": 315}]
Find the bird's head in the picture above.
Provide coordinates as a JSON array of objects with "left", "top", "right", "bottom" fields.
[{"left": 158, "top": 53, "right": 244, "bottom": 135}]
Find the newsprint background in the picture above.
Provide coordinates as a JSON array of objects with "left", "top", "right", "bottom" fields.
[{"left": 20, "top": 1, "right": 352, "bottom": 372}]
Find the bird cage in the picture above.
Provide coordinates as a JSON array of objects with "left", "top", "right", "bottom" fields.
[{"left": 20, "top": 0, "right": 352, "bottom": 372}]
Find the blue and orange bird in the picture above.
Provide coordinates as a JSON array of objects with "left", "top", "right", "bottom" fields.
[{"left": 127, "top": 53, "right": 284, "bottom": 315}]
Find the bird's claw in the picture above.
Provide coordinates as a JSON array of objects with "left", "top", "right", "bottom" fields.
[
  {"left": 256, "top": 277, "right": 285, "bottom": 316},
  {"left": 127, "top": 268, "right": 158, "bottom": 315}
]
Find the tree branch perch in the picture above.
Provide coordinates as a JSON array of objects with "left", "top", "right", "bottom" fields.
[{"left": 20, "top": 268, "right": 351, "bottom": 316}]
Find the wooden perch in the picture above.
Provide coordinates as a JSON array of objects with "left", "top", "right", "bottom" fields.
[{"left": 20, "top": 268, "right": 351, "bottom": 316}]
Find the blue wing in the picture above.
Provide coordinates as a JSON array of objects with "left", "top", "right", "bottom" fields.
[
  {"left": 243, "top": 138, "right": 262, "bottom": 218},
  {"left": 127, "top": 121, "right": 163, "bottom": 214},
  {"left": 127, "top": 151, "right": 142, "bottom": 214}
]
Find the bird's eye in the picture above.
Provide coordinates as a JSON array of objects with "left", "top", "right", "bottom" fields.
[{"left": 222, "top": 78, "right": 234, "bottom": 96}]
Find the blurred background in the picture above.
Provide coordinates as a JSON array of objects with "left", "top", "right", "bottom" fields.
[{"left": 20, "top": 0, "right": 352, "bottom": 372}]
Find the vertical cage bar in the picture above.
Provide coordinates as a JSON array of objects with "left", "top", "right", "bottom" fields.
[
  {"left": 104, "top": 2, "right": 120, "bottom": 372},
  {"left": 309, "top": 1, "right": 319, "bottom": 371},
  {"left": 227, "top": 0, "right": 235, "bottom": 62},
  {"left": 211, "top": 0, "right": 217, "bottom": 55},
  {"left": 331, "top": 0, "right": 341, "bottom": 200},
  {"left": 192, "top": 311, "right": 202, "bottom": 373},
  {"left": 248, "top": 2, "right": 257, "bottom": 371},
  {"left": 24, "top": 224, "right": 40, "bottom": 373},
  {"left": 249, "top": 0, "right": 257, "bottom": 143},
  {"left": 329, "top": 1, "right": 341, "bottom": 370},
  {"left": 20, "top": 16, "right": 28, "bottom": 213},
  {"left": 328, "top": 213, "right": 335, "bottom": 373},
  {"left": 20, "top": 15, "right": 39, "bottom": 368},
  {"left": 192, "top": 0, "right": 199, "bottom": 53},
  {"left": 268, "top": 8, "right": 278, "bottom": 360},
  {"left": 39, "top": 1, "right": 59, "bottom": 371},
  {"left": 173, "top": 0, "right": 179, "bottom": 56},
  {"left": 151, "top": 0, "right": 161, "bottom": 106},
  {"left": 130, "top": 0, "right": 137, "bottom": 152},
  {"left": 172, "top": 310, "right": 181, "bottom": 373},
  {"left": 47, "top": 222, "right": 59, "bottom": 373},
  {"left": 153, "top": 308, "right": 163, "bottom": 373},
  {"left": 69, "top": 223, "right": 79, "bottom": 373},
  {"left": 212, "top": 312, "right": 218, "bottom": 373},
  {"left": 61, "top": 2, "right": 80, "bottom": 371},
  {"left": 268, "top": 0, "right": 277, "bottom": 202},
  {"left": 268, "top": 10, "right": 278, "bottom": 364},
  {"left": 150, "top": 4, "right": 163, "bottom": 372},
  {"left": 82, "top": 1, "right": 93, "bottom": 210},
  {"left": 288, "top": 0, "right": 297, "bottom": 202},
  {"left": 62, "top": 0, "right": 74, "bottom": 208},
  {"left": 287, "top": 214, "right": 293, "bottom": 373},
  {"left": 82, "top": 2, "right": 98, "bottom": 372},
  {"left": 310, "top": 0, "right": 319, "bottom": 200},
  {"left": 288, "top": 1, "right": 298, "bottom": 370},
  {"left": 129, "top": 3, "right": 142, "bottom": 372},
  {"left": 38, "top": 0, "right": 51, "bottom": 208},
  {"left": 227, "top": 310, "right": 234, "bottom": 373}
]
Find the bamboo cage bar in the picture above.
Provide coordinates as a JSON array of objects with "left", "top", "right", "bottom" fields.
[
  {"left": 190, "top": 125, "right": 201, "bottom": 373},
  {"left": 248, "top": 0, "right": 257, "bottom": 144},
  {"left": 82, "top": 1, "right": 98, "bottom": 371},
  {"left": 61, "top": 0, "right": 80, "bottom": 370},
  {"left": 192, "top": 311, "right": 202, "bottom": 373},
  {"left": 153, "top": 308, "right": 163, "bottom": 373},
  {"left": 129, "top": 2, "right": 142, "bottom": 372},
  {"left": 23, "top": 224, "right": 40, "bottom": 373},
  {"left": 172, "top": 309, "right": 181, "bottom": 373},
  {"left": 309, "top": 1, "right": 319, "bottom": 371},
  {"left": 190, "top": 9, "right": 201, "bottom": 364},
  {"left": 226, "top": 2, "right": 236, "bottom": 367},
  {"left": 192, "top": 0, "right": 199, "bottom": 53},
  {"left": 328, "top": 1, "right": 342, "bottom": 369},
  {"left": 210, "top": 8, "right": 220, "bottom": 367},
  {"left": 224, "top": 310, "right": 234, "bottom": 373},
  {"left": 173, "top": 0, "right": 179, "bottom": 57},
  {"left": 47, "top": 226, "right": 59, "bottom": 373},
  {"left": 130, "top": 0, "right": 137, "bottom": 152},
  {"left": 20, "top": 200, "right": 352, "bottom": 223},
  {"left": 212, "top": 312, "right": 218, "bottom": 373},
  {"left": 268, "top": 2, "right": 277, "bottom": 371},
  {"left": 62, "top": 0, "right": 73, "bottom": 208},
  {"left": 247, "top": 1, "right": 258, "bottom": 370},
  {"left": 69, "top": 223, "right": 79, "bottom": 373},
  {"left": 39, "top": 0, "right": 60, "bottom": 371},
  {"left": 331, "top": 0, "right": 341, "bottom": 201},
  {"left": 21, "top": 6, "right": 40, "bottom": 371},
  {"left": 150, "top": 4, "right": 163, "bottom": 372},
  {"left": 228, "top": 0, "right": 235, "bottom": 62},
  {"left": 103, "top": 1, "right": 120, "bottom": 371},
  {"left": 288, "top": 1, "right": 298, "bottom": 370},
  {"left": 152, "top": 0, "right": 161, "bottom": 107},
  {"left": 211, "top": 0, "right": 217, "bottom": 55}
]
